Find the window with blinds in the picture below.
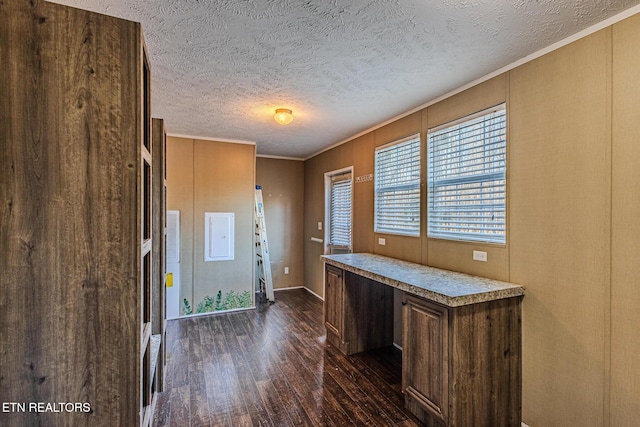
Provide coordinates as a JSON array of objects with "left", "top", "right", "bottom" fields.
[
  {"left": 427, "top": 104, "right": 506, "bottom": 244},
  {"left": 374, "top": 135, "right": 421, "bottom": 236},
  {"left": 329, "top": 172, "right": 352, "bottom": 248}
]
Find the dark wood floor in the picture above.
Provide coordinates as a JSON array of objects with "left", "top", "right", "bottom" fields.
[{"left": 153, "top": 288, "right": 424, "bottom": 427}]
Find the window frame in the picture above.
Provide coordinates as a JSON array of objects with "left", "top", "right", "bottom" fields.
[
  {"left": 426, "top": 103, "right": 507, "bottom": 245},
  {"left": 374, "top": 134, "right": 422, "bottom": 237},
  {"left": 324, "top": 167, "right": 353, "bottom": 253}
]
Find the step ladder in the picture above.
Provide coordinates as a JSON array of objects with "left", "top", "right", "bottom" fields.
[{"left": 255, "top": 185, "right": 275, "bottom": 303}]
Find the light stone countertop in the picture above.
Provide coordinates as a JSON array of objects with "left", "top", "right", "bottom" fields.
[{"left": 322, "top": 253, "right": 524, "bottom": 307}]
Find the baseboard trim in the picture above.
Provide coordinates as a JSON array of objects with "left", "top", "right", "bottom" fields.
[
  {"left": 271, "top": 285, "right": 324, "bottom": 301},
  {"left": 274, "top": 286, "right": 305, "bottom": 292},
  {"left": 303, "top": 287, "right": 324, "bottom": 301},
  {"left": 169, "top": 305, "right": 255, "bottom": 320}
]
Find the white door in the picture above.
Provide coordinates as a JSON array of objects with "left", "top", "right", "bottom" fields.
[{"left": 166, "top": 210, "right": 181, "bottom": 318}]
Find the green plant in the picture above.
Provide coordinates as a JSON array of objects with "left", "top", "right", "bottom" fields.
[
  {"left": 195, "top": 295, "right": 216, "bottom": 313},
  {"left": 187, "top": 290, "right": 253, "bottom": 314},
  {"left": 215, "top": 290, "right": 223, "bottom": 311},
  {"left": 182, "top": 298, "right": 192, "bottom": 315},
  {"left": 236, "top": 290, "right": 252, "bottom": 307}
]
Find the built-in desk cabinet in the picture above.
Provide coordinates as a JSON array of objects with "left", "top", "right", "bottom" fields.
[
  {"left": 324, "top": 266, "right": 394, "bottom": 356},
  {"left": 402, "top": 294, "right": 521, "bottom": 427},
  {"left": 323, "top": 254, "right": 523, "bottom": 427}
]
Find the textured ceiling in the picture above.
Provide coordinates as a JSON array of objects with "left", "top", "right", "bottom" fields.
[{"left": 49, "top": 0, "right": 640, "bottom": 159}]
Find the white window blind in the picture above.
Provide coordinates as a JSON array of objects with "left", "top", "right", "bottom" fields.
[
  {"left": 375, "top": 135, "right": 421, "bottom": 236},
  {"left": 427, "top": 104, "right": 506, "bottom": 244},
  {"left": 329, "top": 172, "right": 352, "bottom": 247}
]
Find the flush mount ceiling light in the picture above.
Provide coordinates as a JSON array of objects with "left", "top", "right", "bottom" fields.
[{"left": 274, "top": 108, "right": 294, "bottom": 125}]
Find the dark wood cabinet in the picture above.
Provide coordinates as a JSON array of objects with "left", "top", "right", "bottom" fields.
[
  {"left": 402, "top": 294, "right": 522, "bottom": 427},
  {"left": 324, "top": 265, "right": 394, "bottom": 355},
  {"left": 323, "top": 254, "right": 523, "bottom": 427},
  {"left": 324, "top": 264, "right": 344, "bottom": 342},
  {"left": 151, "top": 118, "right": 167, "bottom": 394},
  {"left": 402, "top": 295, "right": 450, "bottom": 425},
  {"left": 1, "top": 2, "right": 163, "bottom": 426}
]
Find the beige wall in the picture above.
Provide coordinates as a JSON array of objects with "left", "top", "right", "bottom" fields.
[
  {"left": 166, "top": 137, "right": 195, "bottom": 307},
  {"left": 303, "top": 151, "right": 331, "bottom": 298},
  {"left": 256, "top": 157, "right": 305, "bottom": 289},
  {"left": 166, "top": 136, "right": 255, "bottom": 313},
  {"left": 611, "top": 13, "right": 640, "bottom": 427},
  {"left": 303, "top": 13, "right": 640, "bottom": 427},
  {"left": 509, "top": 29, "right": 612, "bottom": 426}
]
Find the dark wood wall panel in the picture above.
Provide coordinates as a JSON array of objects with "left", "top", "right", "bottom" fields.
[
  {"left": 343, "top": 271, "right": 394, "bottom": 354},
  {"left": 1, "top": 2, "right": 143, "bottom": 426},
  {"left": 152, "top": 118, "right": 167, "bottom": 392},
  {"left": 450, "top": 298, "right": 522, "bottom": 427}
]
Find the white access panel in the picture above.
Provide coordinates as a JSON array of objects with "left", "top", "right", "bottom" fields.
[
  {"left": 166, "top": 210, "right": 181, "bottom": 319},
  {"left": 204, "top": 212, "right": 234, "bottom": 261}
]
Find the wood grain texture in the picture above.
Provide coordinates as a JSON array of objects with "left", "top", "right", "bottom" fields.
[
  {"left": 152, "top": 118, "right": 167, "bottom": 392},
  {"left": 402, "top": 296, "right": 449, "bottom": 426},
  {"left": 342, "top": 271, "right": 394, "bottom": 354},
  {"left": 0, "top": 1, "right": 143, "bottom": 426},
  {"left": 153, "top": 289, "right": 423, "bottom": 427},
  {"left": 449, "top": 298, "right": 522, "bottom": 427},
  {"left": 324, "top": 265, "right": 394, "bottom": 355},
  {"left": 403, "top": 295, "right": 522, "bottom": 427},
  {"left": 324, "top": 265, "right": 344, "bottom": 344}
]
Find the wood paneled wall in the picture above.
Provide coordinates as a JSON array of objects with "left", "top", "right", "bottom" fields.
[
  {"left": 166, "top": 137, "right": 195, "bottom": 307},
  {"left": 304, "top": 154, "right": 329, "bottom": 298},
  {"left": 350, "top": 133, "right": 376, "bottom": 255},
  {"left": 611, "top": 13, "right": 640, "bottom": 426},
  {"left": 166, "top": 137, "right": 255, "bottom": 312},
  {"left": 256, "top": 157, "right": 305, "bottom": 289},
  {"left": 303, "top": 12, "right": 640, "bottom": 426},
  {"left": 509, "top": 30, "right": 612, "bottom": 426}
]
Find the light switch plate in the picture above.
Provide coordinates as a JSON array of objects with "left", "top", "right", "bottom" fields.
[{"left": 473, "top": 250, "right": 488, "bottom": 262}]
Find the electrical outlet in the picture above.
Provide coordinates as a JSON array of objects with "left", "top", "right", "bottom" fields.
[
  {"left": 473, "top": 250, "right": 488, "bottom": 262},
  {"left": 317, "top": 221, "right": 322, "bottom": 230},
  {"left": 378, "top": 238, "right": 386, "bottom": 246},
  {"left": 284, "top": 267, "right": 289, "bottom": 274}
]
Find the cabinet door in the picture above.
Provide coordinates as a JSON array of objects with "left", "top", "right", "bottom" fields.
[
  {"left": 402, "top": 295, "right": 449, "bottom": 425},
  {"left": 324, "top": 265, "right": 344, "bottom": 338}
]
